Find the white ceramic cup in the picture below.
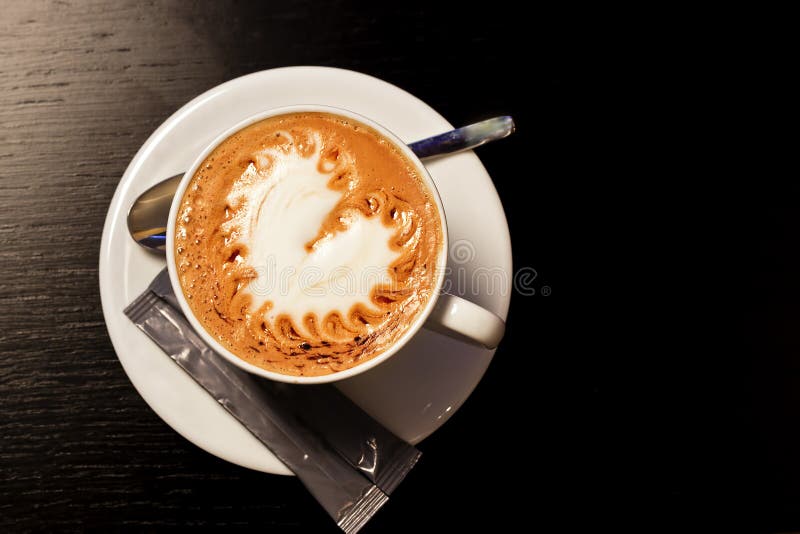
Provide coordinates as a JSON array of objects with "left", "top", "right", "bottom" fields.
[{"left": 166, "top": 105, "right": 505, "bottom": 384}]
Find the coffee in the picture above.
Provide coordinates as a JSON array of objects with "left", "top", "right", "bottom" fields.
[{"left": 175, "top": 112, "right": 443, "bottom": 376}]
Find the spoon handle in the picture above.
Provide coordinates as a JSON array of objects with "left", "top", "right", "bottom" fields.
[{"left": 407, "top": 116, "right": 515, "bottom": 159}]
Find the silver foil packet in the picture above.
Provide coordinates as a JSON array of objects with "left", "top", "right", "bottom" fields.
[{"left": 124, "top": 268, "right": 421, "bottom": 533}]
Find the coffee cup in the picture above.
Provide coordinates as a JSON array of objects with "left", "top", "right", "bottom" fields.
[{"left": 166, "top": 105, "right": 505, "bottom": 384}]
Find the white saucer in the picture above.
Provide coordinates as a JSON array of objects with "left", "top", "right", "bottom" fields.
[{"left": 99, "top": 67, "right": 512, "bottom": 476}]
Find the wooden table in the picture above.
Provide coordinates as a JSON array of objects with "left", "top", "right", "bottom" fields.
[{"left": 7, "top": 1, "right": 788, "bottom": 532}]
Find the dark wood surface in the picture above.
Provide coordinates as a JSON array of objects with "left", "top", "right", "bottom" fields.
[
  {"left": 0, "top": 1, "right": 788, "bottom": 533},
  {"left": 0, "top": 1, "right": 558, "bottom": 531}
]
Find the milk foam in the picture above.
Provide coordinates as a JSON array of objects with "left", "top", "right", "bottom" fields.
[{"left": 223, "top": 133, "right": 400, "bottom": 335}]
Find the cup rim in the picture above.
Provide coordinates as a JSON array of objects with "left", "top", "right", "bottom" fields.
[{"left": 166, "top": 104, "right": 449, "bottom": 384}]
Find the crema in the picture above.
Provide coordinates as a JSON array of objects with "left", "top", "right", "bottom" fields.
[{"left": 175, "top": 112, "right": 443, "bottom": 376}]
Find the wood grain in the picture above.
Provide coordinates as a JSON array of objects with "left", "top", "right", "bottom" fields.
[{"left": 0, "top": 1, "right": 570, "bottom": 532}]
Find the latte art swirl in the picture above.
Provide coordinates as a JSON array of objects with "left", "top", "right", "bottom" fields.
[{"left": 175, "top": 112, "right": 442, "bottom": 376}]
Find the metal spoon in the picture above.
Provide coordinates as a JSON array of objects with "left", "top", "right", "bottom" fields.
[{"left": 128, "top": 115, "right": 515, "bottom": 252}]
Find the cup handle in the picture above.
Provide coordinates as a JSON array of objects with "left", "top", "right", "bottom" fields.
[{"left": 425, "top": 293, "right": 506, "bottom": 349}]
